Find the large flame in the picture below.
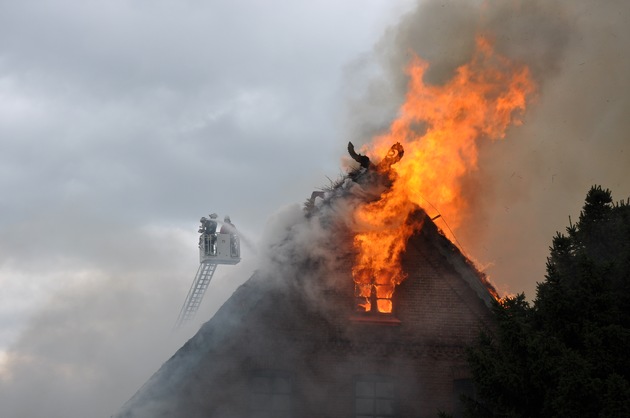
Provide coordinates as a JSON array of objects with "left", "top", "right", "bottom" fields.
[{"left": 352, "top": 36, "right": 535, "bottom": 313}]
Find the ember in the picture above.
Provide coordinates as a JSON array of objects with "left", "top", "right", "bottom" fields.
[{"left": 352, "top": 36, "right": 535, "bottom": 312}]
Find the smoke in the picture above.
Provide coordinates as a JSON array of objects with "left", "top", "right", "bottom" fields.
[
  {"left": 0, "top": 224, "right": 256, "bottom": 418},
  {"left": 342, "top": 0, "right": 630, "bottom": 298},
  {"left": 256, "top": 179, "right": 370, "bottom": 310}
]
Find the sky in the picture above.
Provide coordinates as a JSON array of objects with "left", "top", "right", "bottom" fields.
[{"left": 1, "top": 0, "right": 629, "bottom": 417}]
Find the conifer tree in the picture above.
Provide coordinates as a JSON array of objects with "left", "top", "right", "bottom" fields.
[{"left": 465, "top": 186, "right": 630, "bottom": 418}]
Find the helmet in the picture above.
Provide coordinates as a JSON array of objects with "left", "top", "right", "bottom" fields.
[{"left": 209, "top": 213, "right": 218, "bottom": 219}]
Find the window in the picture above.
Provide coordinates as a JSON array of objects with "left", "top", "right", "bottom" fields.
[
  {"left": 355, "top": 376, "right": 397, "bottom": 418},
  {"left": 355, "top": 284, "right": 395, "bottom": 314},
  {"left": 249, "top": 372, "right": 292, "bottom": 418}
]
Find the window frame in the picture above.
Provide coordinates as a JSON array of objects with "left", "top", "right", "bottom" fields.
[
  {"left": 354, "top": 374, "right": 399, "bottom": 418},
  {"left": 249, "top": 370, "right": 293, "bottom": 418}
]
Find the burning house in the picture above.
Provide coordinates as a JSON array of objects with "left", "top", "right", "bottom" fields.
[
  {"left": 115, "top": 150, "right": 498, "bottom": 418},
  {"left": 116, "top": 33, "right": 534, "bottom": 418}
]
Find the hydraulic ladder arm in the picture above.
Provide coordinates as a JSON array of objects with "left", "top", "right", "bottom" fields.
[{"left": 175, "top": 262, "right": 217, "bottom": 328}]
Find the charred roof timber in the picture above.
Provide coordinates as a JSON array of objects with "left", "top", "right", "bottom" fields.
[
  {"left": 347, "top": 141, "right": 371, "bottom": 169},
  {"left": 376, "top": 142, "right": 404, "bottom": 172},
  {"left": 347, "top": 141, "right": 405, "bottom": 172}
]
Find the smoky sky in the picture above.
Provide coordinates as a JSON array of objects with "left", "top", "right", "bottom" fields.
[
  {"left": 1, "top": 0, "right": 629, "bottom": 417},
  {"left": 0, "top": 1, "right": 408, "bottom": 417}
]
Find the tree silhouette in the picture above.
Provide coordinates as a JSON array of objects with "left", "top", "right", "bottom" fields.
[{"left": 465, "top": 186, "right": 630, "bottom": 418}]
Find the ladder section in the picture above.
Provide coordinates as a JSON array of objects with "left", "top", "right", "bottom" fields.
[{"left": 175, "top": 262, "right": 217, "bottom": 328}]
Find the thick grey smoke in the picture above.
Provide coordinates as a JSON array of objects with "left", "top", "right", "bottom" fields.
[{"left": 342, "top": 0, "right": 630, "bottom": 297}]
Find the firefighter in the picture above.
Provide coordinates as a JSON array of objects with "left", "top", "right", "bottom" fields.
[
  {"left": 220, "top": 216, "right": 239, "bottom": 257},
  {"left": 207, "top": 213, "right": 218, "bottom": 255},
  {"left": 220, "top": 215, "right": 235, "bottom": 234}
]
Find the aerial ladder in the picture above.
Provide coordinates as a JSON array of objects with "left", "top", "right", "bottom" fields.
[{"left": 175, "top": 213, "right": 241, "bottom": 328}]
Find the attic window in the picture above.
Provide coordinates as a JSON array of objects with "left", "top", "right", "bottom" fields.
[{"left": 355, "top": 284, "right": 395, "bottom": 314}]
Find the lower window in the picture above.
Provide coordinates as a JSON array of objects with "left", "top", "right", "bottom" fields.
[
  {"left": 249, "top": 372, "right": 292, "bottom": 418},
  {"left": 355, "top": 375, "right": 397, "bottom": 418}
]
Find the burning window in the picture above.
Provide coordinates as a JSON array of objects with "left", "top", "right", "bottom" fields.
[
  {"left": 355, "top": 284, "right": 395, "bottom": 314},
  {"left": 355, "top": 376, "right": 397, "bottom": 418},
  {"left": 249, "top": 372, "right": 292, "bottom": 418}
]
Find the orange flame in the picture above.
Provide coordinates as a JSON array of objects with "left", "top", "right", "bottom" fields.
[{"left": 352, "top": 36, "right": 535, "bottom": 312}]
